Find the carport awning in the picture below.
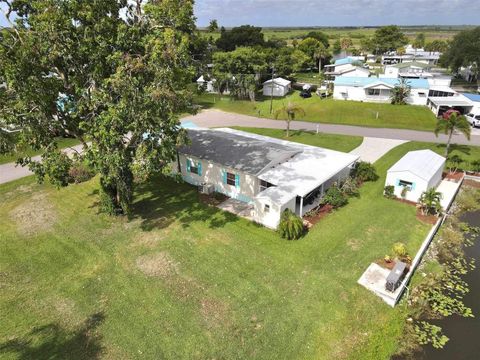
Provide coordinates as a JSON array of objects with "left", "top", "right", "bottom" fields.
[{"left": 428, "top": 96, "right": 473, "bottom": 108}]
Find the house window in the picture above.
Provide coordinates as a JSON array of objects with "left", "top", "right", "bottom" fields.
[
  {"left": 264, "top": 204, "right": 270, "bottom": 213},
  {"left": 226, "top": 172, "right": 236, "bottom": 186},
  {"left": 189, "top": 162, "right": 199, "bottom": 175},
  {"left": 367, "top": 88, "right": 381, "bottom": 96},
  {"left": 259, "top": 180, "right": 274, "bottom": 192},
  {"left": 398, "top": 180, "right": 413, "bottom": 190},
  {"left": 418, "top": 92, "right": 426, "bottom": 97}
]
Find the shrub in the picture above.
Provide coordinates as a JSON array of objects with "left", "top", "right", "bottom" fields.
[
  {"left": 384, "top": 185, "right": 395, "bottom": 198},
  {"left": 321, "top": 185, "right": 348, "bottom": 208},
  {"left": 401, "top": 186, "right": 408, "bottom": 199},
  {"left": 392, "top": 242, "right": 408, "bottom": 259},
  {"left": 470, "top": 160, "right": 480, "bottom": 172},
  {"left": 340, "top": 177, "right": 359, "bottom": 197},
  {"left": 278, "top": 209, "right": 304, "bottom": 240},
  {"left": 352, "top": 161, "right": 379, "bottom": 182},
  {"left": 68, "top": 161, "right": 95, "bottom": 184}
]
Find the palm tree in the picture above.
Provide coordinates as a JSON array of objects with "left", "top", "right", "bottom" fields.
[
  {"left": 274, "top": 102, "right": 306, "bottom": 138},
  {"left": 434, "top": 110, "right": 471, "bottom": 156},
  {"left": 418, "top": 188, "right": 443, "bottom": 216},
  {"left": 314, "top": 43, "right": 329, "bottom": 74},
  {"left": 390, "top": 78, "right": 411, "bottom": 105}
]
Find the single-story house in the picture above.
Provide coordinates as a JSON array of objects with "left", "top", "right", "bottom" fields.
[
  {"left": 196, "top": 75, "right": 230, "bottom": 94},
  {"left": 324, "top": 57, "right": 368, "bottom": 78},
  {"left": 262, "top": 77, "right": 291, "bottom": 97},
  {"left": 385, "top": 150, "right": 446, "bottom": 203},
  {"left": 383, "top": 61, "right": 432, "bottom": 78},
  {"left": 333, "top": 77, "right": 430, "bottom": 105},
  {"left": 175, "top": 128, "right": 359, "bottom": 229}
]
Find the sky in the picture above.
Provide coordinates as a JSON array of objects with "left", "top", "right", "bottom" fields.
[
  {"left": 1, "top": 1, "right": 479, "bottom": 28},
  {"left": 194, "top": 0, "right": 480, "bottom": 27}
]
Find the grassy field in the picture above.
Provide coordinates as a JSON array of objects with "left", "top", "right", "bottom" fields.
[
  {"left": 0, "top": 140, "right": 436, "bottom": 359},
  {"left": 0, "top": 138, "right": 81, "bottom": 165},
  {"left": 232, "top": 127, "right": 363, "bottom": 152},
  {"left": 200, "top": 26, "right": 463, "bottom": 47},
  {"left": 195, "top": 92, "right": 438, "bottom": 131}
]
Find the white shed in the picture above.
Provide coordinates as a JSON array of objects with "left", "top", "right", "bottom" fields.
[
  {"left": 263, "top": 77, "right": 292, "bottom": 97},
  {"left": 385, "top": 150, "right": 446, "bottom": 203}
]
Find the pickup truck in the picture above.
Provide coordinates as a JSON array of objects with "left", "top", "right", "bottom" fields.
[{"left": 466, "top": 113, "right": 480, "bottom": 128}]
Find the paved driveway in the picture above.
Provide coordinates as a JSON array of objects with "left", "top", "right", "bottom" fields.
[
  {"left": 350, "top": 137, "right": 408, "bottom": 163},
  {"left": 0, "top": 144, "right": 85, "bottom": 185},
  {"left": 181, "top": 109, "right": 480, "bottom": 146}
]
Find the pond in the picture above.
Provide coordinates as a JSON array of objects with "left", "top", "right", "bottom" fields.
[{"left": 418, "top": 210, "right": 480, "bottom": 360}]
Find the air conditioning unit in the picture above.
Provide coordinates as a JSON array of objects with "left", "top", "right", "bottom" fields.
[{"left": 199, "top": 183, "right": 215, "bottom": 195}]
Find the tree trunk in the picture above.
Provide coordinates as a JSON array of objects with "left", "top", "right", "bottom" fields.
[
  {"left": 318, "top": 58, "right": 322, "bottom": 74},
  {"left": 445, "top": 130, "right": 453, "bottom": 157}
]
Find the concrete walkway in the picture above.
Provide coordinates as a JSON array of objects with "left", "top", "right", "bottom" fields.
[
  {"left": 182, "top": 109, "right": 480, "bottom": 146},
  {"left": 350, "top": 137, "right": 408, "bottom": 163},
  {"left": 0, "top": 144, "right": 85, "bottom": 185}
]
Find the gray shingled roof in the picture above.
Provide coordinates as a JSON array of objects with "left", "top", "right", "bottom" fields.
[{"left": 179, "top": 129, "right": 300, "bottom": 175}]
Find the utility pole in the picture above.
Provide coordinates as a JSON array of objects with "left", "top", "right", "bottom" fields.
[{"left": 269, "top": 65, "right": 275, "bottom": 114}]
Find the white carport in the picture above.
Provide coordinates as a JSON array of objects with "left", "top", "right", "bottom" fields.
[{"left": 385, "top": 150, "right": 446, "bottom": 203}]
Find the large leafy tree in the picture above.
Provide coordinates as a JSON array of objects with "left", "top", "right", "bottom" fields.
[
  {"left": 0, "top": 0, "right": 196, "bottom": 215},
  {"left": 212, "top": 47, "right": 267, "bottom": 101},
  {"left": 301, "top": 31, "right": 329, "bottom": 48},
  {"left": 440, "top": 27, "right": 480, "bottom": 81},
  {"left": 434, "top": 110, "right": 471, "bottom": 157},
  {"left": 370, "top": 25, "right": 408, "bottom": 54},
  {"left": 216, "top": 25, "right": 265, "bottom": 51}
]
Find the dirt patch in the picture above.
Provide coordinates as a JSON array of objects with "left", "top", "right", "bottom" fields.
[
  {"left": 198, "top": 192, "right": 228, "bottom": 207},
  {"left": 9, "top": 192, "right": 57, "bottom": 236},
  {"left": 347, "top": 238, "right": 361, "bottom": 251},
  {"left": 443, "top": 171, "right": 464, "bottom": 182},
  {"left": 136, "top": 252, "right": 179, "bottom": 278},
  {"left": 200, "top": 297, "right": 229, "bottom": 329},
  {"left": 464, "top": 179, "right": 480, "bottom": 189}
]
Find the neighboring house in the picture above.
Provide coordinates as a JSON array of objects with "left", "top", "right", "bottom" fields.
[
  {"left": 382, "top": 53, "right": 440, "bottom": 66},
  {"left": 175, "top": 128, "right": 359, "bottom": 229},
  {"left": 385, "top": 150, "right": 446, "bottom": 203},
  {"left": 333, "top": 77, "right": 430, "bottom": 105},
  {"left": 427, "top": 92, "right": 474, "bottom": 117},
  {"left": 324, "top": 57, "right": 368, "bottom": 79},
  {"left": 458, "top": 64, "right": 478, "bottom": 83},
  {"left": 383, "top": 61, "right": 432, "bottom": 79},
  {"left": 262, "top": 77, "right": 292, "bottom": 97}
]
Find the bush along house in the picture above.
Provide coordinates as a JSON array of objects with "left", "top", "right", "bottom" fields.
[{"left": 174, "top": 128, "right": 359, "bottom": 229}]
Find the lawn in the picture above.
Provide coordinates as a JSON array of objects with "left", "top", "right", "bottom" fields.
[
  {"left": 0, "top": 137, "right": 81, "bottom": 165},
  {"left": 232, "top": 127, "right": 363, "bottom": 153},
  {"left": 0, "top": 141, "right": 434, "bottom": 359},
  {"left": 195, "top": 92, "right": 438, "bottom": 131}
]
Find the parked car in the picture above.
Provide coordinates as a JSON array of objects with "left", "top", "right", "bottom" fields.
[
  {"left": 299, "top": 91, "right": 312, "bottom": 99},
  {"left": 466, "top": 113, "right": 480, "bottom": 128}
]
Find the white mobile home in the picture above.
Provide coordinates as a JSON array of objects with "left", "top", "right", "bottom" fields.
[
  {"left": 176, "top": 128, "right": 358, "bottom": 229},
  {"left": 333, "top": 77, "right": 430, "bottom": 105},
  {"left": 385, "top": 150, "right": 445, "bottom": 203}
]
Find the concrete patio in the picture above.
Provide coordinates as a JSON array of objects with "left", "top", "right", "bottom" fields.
[
  {"left": 217, "top": 198, "right": 254, "bottom": 221},
  {"left": 357, "top": 263, "right": 404, "bottom": 307}
]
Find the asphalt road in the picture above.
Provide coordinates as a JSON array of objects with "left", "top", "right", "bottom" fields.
[{"left": 181, "top": 109, "right": 480, "bottom": 146}]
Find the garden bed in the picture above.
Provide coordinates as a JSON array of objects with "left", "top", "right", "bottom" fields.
[
  {"left": 303, "top": 204, "right": 333, "bottom": 227},
  {"left": 198, "top": 192, "right": 228, "bottom": 206},
  {"left": 443, "top": 171, "right": 464, "bottom": 182}
]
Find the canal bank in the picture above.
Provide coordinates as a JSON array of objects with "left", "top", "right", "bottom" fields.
[{"left": 420, "top": 209, "right": 480, "bottom": 360}]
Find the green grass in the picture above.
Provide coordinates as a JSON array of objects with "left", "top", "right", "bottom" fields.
[
  {"left": 0, "top": 137, "right": 81, "bottom": 165},
  {"left": 195, "top": 92, "right": 438, "bottom": 131},
  {"left": 233, "top": 127, "right": 363, "bottom": 152},
  {"left": 0, "top": 141, "right": 435, "bottom": 359}
]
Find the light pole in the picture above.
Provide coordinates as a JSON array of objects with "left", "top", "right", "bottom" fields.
[{"left": 269, "top": 65, "right": 275, "bottom": 115}]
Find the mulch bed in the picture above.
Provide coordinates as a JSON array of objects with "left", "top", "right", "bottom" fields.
[
  {"left": 393, "top": 197, "right": 417, "bottom": 207},
  {"left": 198, "top": 193, "right": 228, "bottom": 206},
  {"left": 303, "top": 204, "right": 334, "bottom": 227},
  {"left": 416, "top": 210, "right": 439, "bottom": 225},
  {"left": 376, "top": 259, "right": 412, "bottom": 271},
  {"left": 443, "top": 171, "right": 464, "bottom": 182}
]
